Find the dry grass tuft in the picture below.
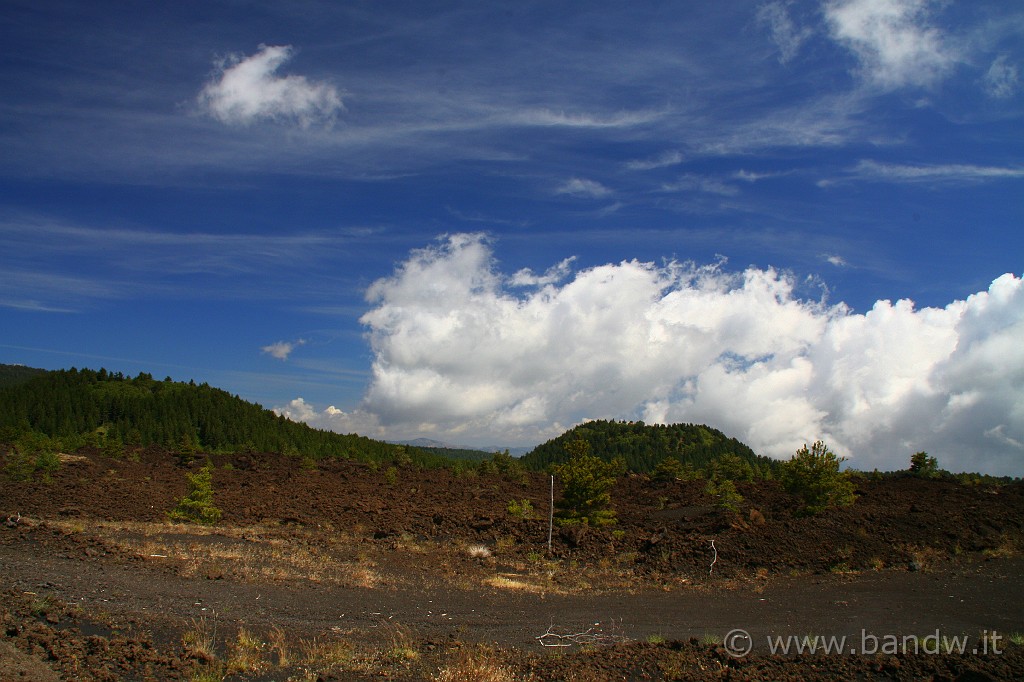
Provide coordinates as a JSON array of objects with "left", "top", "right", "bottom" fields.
[
  {"left": 299, "top": 636, "right": 358, "bottom": 670},
  {"left": 483, "top": 575, "right": 549, "bottom": 594},
  {"left": 434, "top": 644, "right": 528, "bottom": 682},
  {"left": 181, "top": 617, "right": 217, "bottom": 662},
  {"left": 225, "top": 626, "right": 266, "bottom": 675},
  {"left": 983, "top": 534, "right": 1019, "bottom": 559},
  {"left": 267, "top": 625, "right": 290, "bottom": 667},
  {"left": 386, "top": 623, "right": 421, "bottom": 663},
  {"left": 57, "top": 453, "right": 89, "bottom": 464},
  {"left": 467, "top": 544, "right": 492, "bottom": 559},
  {"left": 900, "top": 544, "right": 946, "bottom": 572}
]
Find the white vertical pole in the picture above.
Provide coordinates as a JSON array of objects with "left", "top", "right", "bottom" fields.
[{"left": 548, "top": 474, "right": 554, "bottom": 555}]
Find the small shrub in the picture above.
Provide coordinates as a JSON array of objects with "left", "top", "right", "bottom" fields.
[
  {"left": 175, "top": 433, "right": 201, "bottom": 466},
  {"left": 489, "top": 450, "right": 524, "bottom": 477},
  {"left": 706, "top": 453, "right": 754, "bottom": 482},
  {"left": 651, "top": 457, "right": 686, "bottom": 483},
  {"left": 4, "top": 443, "right": 37, "bottom": 482},
  {"left": 778, "top": 441, "right": 856, "bottom": 515},
  {"left": 383, "top": 466, "right": 398, "bottom": 485},
  {"left": 705, "top": 478, "right": 743, "bottom": 513},
  {"left": 506, "top": 498, "right": 534, "bottom": 519},
  {"left": 168, "top": 466, "right": 223, "bottom": 525},
  {"left": 392, "top": 449, "right": 413, "bottom": 468},
  {"left": 34, "top": 449, "right": 61, "bottom": 482},
  {"left": 102, "top": 435, "right": 125, "bottom": 459},
  {"left": 4, "top": 434, "right": 61, "bottom": 482}
]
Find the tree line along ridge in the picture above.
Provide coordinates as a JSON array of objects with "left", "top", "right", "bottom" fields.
[{"left": 0, "top": 365, "right": 769, "bottom": 476}]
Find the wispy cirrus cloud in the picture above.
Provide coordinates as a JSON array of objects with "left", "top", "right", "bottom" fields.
[
  {"left": 197, "top": 44, "right": 343, "bottom": 127},
  {"left": 625, "top": 150, "right": 684, "bottom": 171},
  {"left": 0, "top": 269, "right": 120, "bottom": 313},
  {"left": 758, "top": 1, "right": 814, "bottom": 64},
  {"left": 503, "top": 108, "right": 664, "bottom": 129},
  {"left": 660, "top": 174, "right": 739, "bottom": 196},
  {"left": 733, "top": 169, "right": 789, "bottom": 183},
  {"left": 982, "top": 55, "right": 1021, "bottom": 99},
  {"left": 556, "top": 178, "right": 613, "bottom": 199},
  {"left": 2, "top": 215, "right": 350, "bottom": 272},
  {"left": 0, "top": 212, "right": 379, "bottom": 307},
  {"left": 825, "top": 159, "right": 1024, "bottom": 186}
]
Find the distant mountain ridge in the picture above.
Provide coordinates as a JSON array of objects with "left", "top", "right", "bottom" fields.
[
  {"left": 391, "top": 438, "right": 533, "bottom": 458},
  {"left": 390, "top": 438, "right": 460, "bottom": 449}
]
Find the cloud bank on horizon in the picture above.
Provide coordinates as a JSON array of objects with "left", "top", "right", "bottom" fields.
[{"left": 276, "top": 234, "right": 1024, "bottom": 476}]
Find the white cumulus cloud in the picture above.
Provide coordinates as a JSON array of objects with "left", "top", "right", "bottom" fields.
[
  {"left": 197, "top": 44, "right": 342, "bottom": 127},
  {"left": 261, "top": 338, "right": 306, "bottom": 360},
  {"left": 283, "top": 235, "right": 1023, "bottom": 475},
  {"left": 824, "top": 0, "right": 957, "bottom": 89}
]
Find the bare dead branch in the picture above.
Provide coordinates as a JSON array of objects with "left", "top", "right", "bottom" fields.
[{"left": 536, "top": 620, "right": 629, "bottom": 648}]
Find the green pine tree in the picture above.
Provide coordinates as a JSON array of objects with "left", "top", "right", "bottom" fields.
[
  {"left": 168, "top": 465, "right": 222, "bottom": 525},
  {"left": 779, "top": 441, "right": 856, "bottom": 515},
  {"left": 552, "top": 440, "right": 618, "bottom": 527}
]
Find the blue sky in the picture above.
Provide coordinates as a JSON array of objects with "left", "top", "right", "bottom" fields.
[{"left": 2, "top": 1, "right": 1022, "bottom": 473}]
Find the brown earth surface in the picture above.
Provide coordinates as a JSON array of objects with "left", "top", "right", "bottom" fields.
[{"left": 1, "top": 446, "right": 1023, "bottom": 680}]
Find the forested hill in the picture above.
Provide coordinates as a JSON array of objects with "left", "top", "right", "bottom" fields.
[
  {"left": 0, "top": 364, "right": 47, "bottom": 388},
  {"left": 0, "top": 365, "right": 773, "bottom": 474},
  {"left": 521, "top": 419, "right": 773, "bottom": 474},
  {"left": 0, "top": 365, "right": 439, "bottom": 466}
]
